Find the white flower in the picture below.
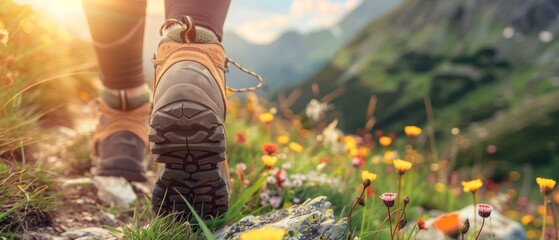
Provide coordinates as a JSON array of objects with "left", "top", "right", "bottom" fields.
[{"left": 269, "top": 197, "right": 282, "bottom": 208}]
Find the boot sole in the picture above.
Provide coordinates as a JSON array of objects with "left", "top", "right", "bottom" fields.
[{"left": 149, "top": 73, "right": 228, "bottom": 219}]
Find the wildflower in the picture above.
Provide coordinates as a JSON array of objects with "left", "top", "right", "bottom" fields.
[
  {"left": 460, "top": 218, "right": 470, "bottom": 235},
  {"left": 478, "top": 204, "right": 492, "bottom": 218},
  {"left": 288, "top": 142, "right": 303, "bottom": 153},
  {"left": 536, "top": 177, "right": 556, "bottom": 195},
  {"left": 394, "top": 159, "right": 412, "bottom": 175},
  {"left": 262, "top": 144, "right": 279, "bottom": 156},
  {"left": 536, "top": 177, "right": 556, "bottom": 240},
  {"left": 236, "top": 131, "right": 247, "bottom": 144},
  {"left": 276, "top": 135, "right": 289, "bottom": 145},
  {"left": 269, "top": 196, "right": 282, "bottom": 208},
  {"left": 404, "top": 125, "right": 422, "bottom": 137},
  {"left": 240, "top": 227, "right": 286, "bottom": 240},
  {"left": 379, "top": 136, "right": 392, "bottom": 147},
  {"left": 462, "top": 179, "right": 483, "bottom": 193},
  {"left": 366, "top": 187, "right": 375, "bottom": 197},
  {"left": 361, "top": 171, "right": 377, "bottom": 184},
  {"left": 475, "top": 204, "right": 492, "bottom": 239},
  {"left": 432, "top": 212, "right": 460, "bottom": 237},
  {"left": 261, "top": 155, "right": 278, "bottom": 168},
  {"left": 358, "top": 146, "right": 370, "bottom": 157},
  {"left": 352, "top": 157, "right": 365, "bottom": 168},
  {"left": 0, "top": 29, "right": 8, "bottom": 45},
  {"left": 383, "top": 150, "right": 397, "bottom": 164},
  {"left": 259, "top": 112, "right": 274, "bottom": 124},
  {"left": 417, "top": 220, "right": 427, "bottom": 230},
  {"left": 403, "top": 196, "right": 410, "bottom": 206},
  {"left": 397, "top": 217, "right": 407, "bottom": 230},
  {"left": 380, "top": 192, "right": 397, "bottom": 208},
  {"left": 521, "top": 215, "right": 534, "bottom": 225}
]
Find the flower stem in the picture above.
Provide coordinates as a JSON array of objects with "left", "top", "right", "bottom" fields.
[
  {"left": 392, "top": 206, "right": 407, "bottom": 238},
  {"left": 542, "top": 195, "right": 549, "bottom": 240},
  {"left": 472, "top": 192, "right": 477, "bottom": 231},
  {"left": 371, "top": 209, "right": 399, "bottom": 240},
  {"left": 397, "top": 175, "right": 402, "bottom": 210},
  {"left": 347, "top": 186, "right": 367, "bottom": 240},
  {"left": 475, "top": 217, "right": 485, "bottom": 240},
  {"left": 388, "top": 207, "right": 394, "bottom": 240},
  {"left": 550, "top": 199, "right": 558, "bottom": 240}
]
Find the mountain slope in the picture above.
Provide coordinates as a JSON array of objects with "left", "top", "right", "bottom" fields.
[
  {"left": 282, "top": 0, "right": 559, "bottom": 166},
  {"left": 222, "top": 0, "right": 402, "bottom": 92}
]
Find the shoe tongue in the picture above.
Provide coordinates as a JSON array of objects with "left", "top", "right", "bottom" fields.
[{"left": 165, "top": 25, "right": 219, "bottom": 44}]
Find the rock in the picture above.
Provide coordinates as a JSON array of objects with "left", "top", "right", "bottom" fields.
[
  {"left": 214, "top": 196, "right": 347, "bottom": 240},
  {"left": 92, "top": 176, "right": 136, "bottom": 207},
  {"left": 61, "top": 227, "right": 112, "bottom": 240},
  {"left": 417, "top": 205, "right": 525, "bottom": 240}
]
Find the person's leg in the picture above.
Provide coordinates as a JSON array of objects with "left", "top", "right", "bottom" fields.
[
  {"left": 83, "top": 0, "right": 151, "bottom": 182},
  {"left": 150, "top": 0, "right": 231, "bottom": 218},
  {"left": 164, "top": 0, "right": 230, "bottom": 41}
]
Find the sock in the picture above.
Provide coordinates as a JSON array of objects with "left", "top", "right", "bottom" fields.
[
  {"left": 100, "top": 85, "right": 150, "bottom": 111},
  {"left": 164, "top": 24, "right": 219, "bottom": 44}
]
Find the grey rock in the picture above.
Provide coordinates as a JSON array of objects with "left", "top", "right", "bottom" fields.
[
  {"left": 92, "top": 176, "right": 136, "bottom": 207},
  {"left": 417, "top": 204, "right": 525, "bottom": 240},
  {"left": 214, "top": 196, "right": 347, "bottom": 240},
  {"left": 61, "top": 227, "right": 112, "bottom": 240}
]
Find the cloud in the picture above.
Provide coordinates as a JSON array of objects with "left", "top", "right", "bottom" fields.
[
  {"left": 234, "top": 14, "right": 291, "bottom": 44},
  {"left": 236, "top": 0, "right": 361, "bottom": 43}
]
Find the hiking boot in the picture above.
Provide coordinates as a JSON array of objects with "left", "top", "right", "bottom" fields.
[
  {"left": 149, "top": 17, "right": 230, "bottom": 218},
  {"left": 92, "top": 98, "right": 151, "bottom": 182}
]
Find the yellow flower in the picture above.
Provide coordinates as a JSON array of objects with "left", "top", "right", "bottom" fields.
[
  {"left": 379, "top": 136, "right": 392, "bottom": 147},
  {"left": 383, "top": 150, "right": 396, "bottom": 165},
  {"left": 537, "top": 177, "right": 556, "bottom": 195},
  {"left": 343, "top": 136, "right": 357, "bottom": 150},
  {"left": 240, "top": 227, "right": 286, "bottom": 240},
  {"left": 521, "top": 215, "right": 534, "bottom": 225},
  {"left": 358, "top": 146, "right": 370, "bottom": 157},
  {"left": 393, "top": 159, "right": 412, "bottom": 175},
  {"left": 261, "top": 155, "right": 278, "bottom": 168},
  {"left": 276, "top": 135, "right": 289, "bottom": 145},
  {"left": 404, "top": 126, "right": 422, "bottom": 137},
  {"left": 288, "top": 142, "right": 303, "bottom": 153},
  {"left": 347, "top": 147, "right": 358, "bottom": 157},
  {"left": 361, "top": 170, "right": 378, "bottom": 183},
  {"left": 371, "top": 156, "right": 381, "bottom": 165},
  {"left": 259, "top": 112, "right": 274, "bottom": 124},
  {"left": 462, "top": 179, "right": 483, "bottom": 193}
]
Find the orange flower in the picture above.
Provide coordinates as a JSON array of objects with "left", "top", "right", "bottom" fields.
[
  {"left": 404, "top": 126, "right": 422, "bottom": 137},
  {"left": 262, "top": 144, "right": 279, "bottom": 156},
  {"left": 236, "top": 131, "right": 247, "bottom": 144},
  {"left": 379, "top": 136, "right": 392, "bottom": 147},
  {"left": 432, "top": 212, "right": 460, "bottom": 237}
]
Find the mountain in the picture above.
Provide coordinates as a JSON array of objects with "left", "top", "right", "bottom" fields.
[
  {"left": 281, "top": 0, "right": 559, "bottom": 169},
  {"left": 222, "top": 0, "right": 403, "bottom": 92}
]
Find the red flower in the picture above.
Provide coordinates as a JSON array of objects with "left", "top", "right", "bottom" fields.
[
  {"left": 366, "top": 187, "right": 375, "bottom": 197},
  {"left": 320, "top": 156, "right": 329, "bottom": 164},
  {"left": 417, "top": 220, "right": 427, "bottom": 230},
  {"left": 262, "top": 143, "right": 279, "bottom": 156},
  {"left": 236, "top": 131, "right": 247, "bottom": 144},
  {"left": 352, "top": 157, "right": 365, "bottom": 168}
]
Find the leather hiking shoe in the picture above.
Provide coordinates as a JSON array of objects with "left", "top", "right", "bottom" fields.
[
  {"left": 92, "top": 98, "right": 151, "bottom": 182},
  {"left": 150, "top": 17, "right": 230, "bottom": 218}
]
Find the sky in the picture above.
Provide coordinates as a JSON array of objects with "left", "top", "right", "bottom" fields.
[{"left": 15, "top": 0, "right": 361, "bottom": 44}]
